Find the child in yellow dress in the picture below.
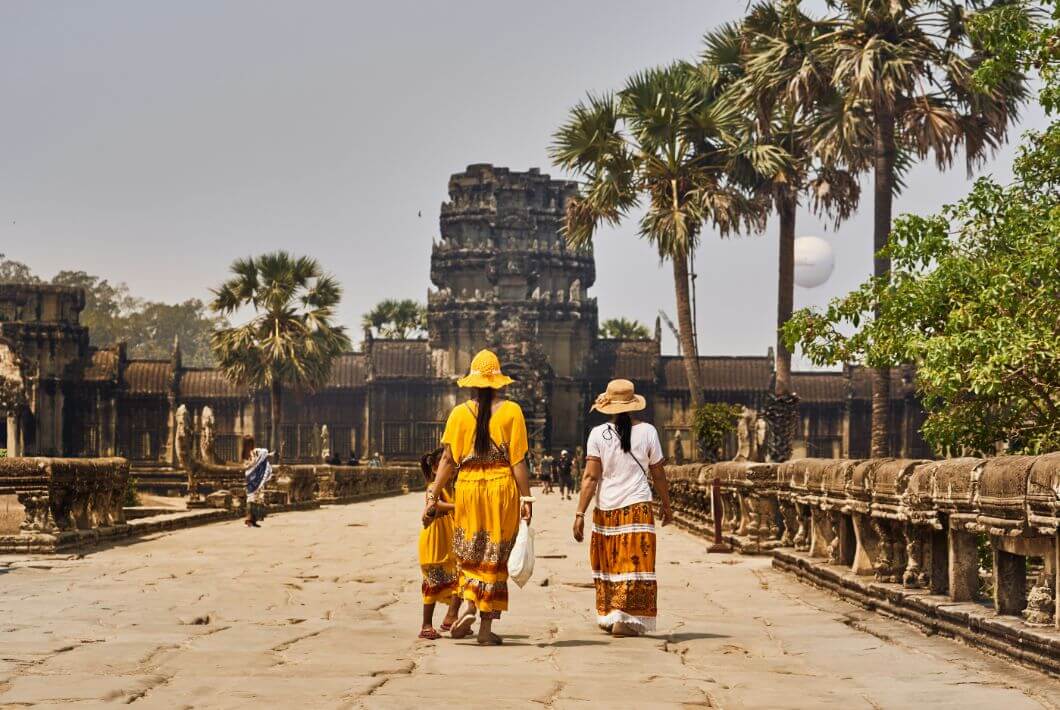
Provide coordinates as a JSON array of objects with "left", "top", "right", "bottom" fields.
[{"left": 418, "top": 447, "right": 461, "bottom": 640}]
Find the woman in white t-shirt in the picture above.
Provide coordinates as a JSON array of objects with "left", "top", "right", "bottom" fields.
[{"left": 572, "top": 379, "right": 673, "bottom": 637}]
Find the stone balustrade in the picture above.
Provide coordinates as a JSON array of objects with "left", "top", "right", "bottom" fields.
[
  {"left": 666, "top": 454, "right": 1060, "bottom": 675},
  {"left": 187, "top": 460, "right": 417, "bottom": 510},
  {"left": 0, "top": 456, "right": 129, "bottom": 551}
]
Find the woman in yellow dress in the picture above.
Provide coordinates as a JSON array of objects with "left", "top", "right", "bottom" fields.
[{"left": 423, "top": 349, "right": 533, "bottom": 646}]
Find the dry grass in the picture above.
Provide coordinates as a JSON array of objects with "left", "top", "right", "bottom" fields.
[{"left": 0, "top": 494, "right": 23, "bottom": 534}]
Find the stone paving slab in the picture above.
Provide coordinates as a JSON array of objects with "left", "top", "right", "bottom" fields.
[{"left": 1, "top": 493, "right": 1058, "bottom": 708}]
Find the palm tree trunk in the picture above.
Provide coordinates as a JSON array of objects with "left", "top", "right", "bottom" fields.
[
  {"left": 672, "top": 247, "right": 703, "bottom": 414},
  {"left": 270, "top": 379, "right": 283, "bottom": 463},
  {"left": 775, "top": 193, "right": 796, "bottom": 397},
  {"left": 871, "top": 109, "right": 895, "bottom": 457}
]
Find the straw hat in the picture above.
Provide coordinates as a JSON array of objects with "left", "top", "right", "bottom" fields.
[
  {"left": 590, "top": 379, "right": 646, "bottom": 415},
  {"left": 456, "top": 349, "right": 515, "bottom": 389}
]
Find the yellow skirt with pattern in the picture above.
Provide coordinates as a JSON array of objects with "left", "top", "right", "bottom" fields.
[
  {"left": 453, "top": 466, "right": 519, "bottom": 614},
  {"left": 419, "top": 511, "right": 458, "bottom": 604},
  {"left": 590, "top": 501, "right": 657, "bottom": 632}
]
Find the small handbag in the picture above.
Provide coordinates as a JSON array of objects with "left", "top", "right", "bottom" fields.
[{"left": 508, "top": 519, "right": 535, "bottom": 587}]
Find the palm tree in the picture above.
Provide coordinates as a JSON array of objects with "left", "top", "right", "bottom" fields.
[
  {"left": 552, "top": 61, "right": 771, "bottom": 415},
  {"left": 361, "top": 299, "right": 426, "bottom": 339},
  {"left": 817, "top": 0, "right": 1028, "bottom": 456},
  {"left": 704, "top": 2, "right": 860, "bottom": 460},
  {"left": 210, "top": 252, "right": 351, "bottom": 461},
  {"left": 599, "top": 317, "right": 651, "bottom": 339}
]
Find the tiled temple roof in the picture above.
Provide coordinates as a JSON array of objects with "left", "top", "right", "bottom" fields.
[
  {"left": 83, "top": 349, "right": 119, "bottom": 382},
  {"left": 369, "top": 340, "right": 431, "bottom": 378},
  {"left": 181, "top": 368, "right": 247, "bottom": 399},
  {"left": 661, "top": 356, "right": 773, "bottom": 392},
  {"left": 327, "top": 353, "right": 367, "bottom": 388},
  {"left": 123, "top": 360, "right": 172, "bottom": 395},
  {"left": 792, "top": 371, "right": 847, "bottom": 403},
  {"left": 593, "top": 339, "right": 658, "bottom": 381}
]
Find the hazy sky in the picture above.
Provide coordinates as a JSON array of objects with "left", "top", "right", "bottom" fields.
[{"left": 0, "top": 1, "right": 1047, "bottom": 363}]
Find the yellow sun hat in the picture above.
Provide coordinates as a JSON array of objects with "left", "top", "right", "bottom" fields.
[{"left": 456, "top": 349, "right": 515, "bottom": 389}]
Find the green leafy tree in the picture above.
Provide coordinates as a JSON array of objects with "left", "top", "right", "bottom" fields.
[
  {"left": 814, "top": 0, "right": 1031, "bottom": 456},
  {"left": 786, "top": 0, "right": 1059, "bottom": 455},
  {"left": 50, "top": 270, "right": 137, "bottom": 346},
  {"left": 599, "top": 317, "right": 650, "bottom": 339},
  {"left": 361, "top": 299, "right": 426, "bottom": 339},
  {"left": 0, "top": 261, "right": 219, "bottom": 364},
  {"left": 552, "top": 61, "right": 771, "bottom": 413},
  {"left": 122, "top": 300, "right": 225, "bottom": 365},
  {"left": 693, "top": 403, "right": 743, "bottom": 462},
  {"left": 210, "top": 252, "right": 351, "bottom": 460},
  {"left": 0, "top": 254, "right": 40, "bottom": 284}
]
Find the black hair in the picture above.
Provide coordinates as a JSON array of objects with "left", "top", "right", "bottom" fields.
[
  {"left": 240, "top": 435, "right": 255, "bottom": 461},
  {"left": 474, "top": 387, "right": 494, "bottom": 456},
  {"left": 614, "top": 413, "right": 633, "bottom": 453},
  {"left": 420, "top": 446, "right": 444, "bottom": 484}
]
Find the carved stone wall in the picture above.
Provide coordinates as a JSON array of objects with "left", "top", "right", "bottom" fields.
[{"left": 665, "top": 453, "right": 1060, "bottom": 676}]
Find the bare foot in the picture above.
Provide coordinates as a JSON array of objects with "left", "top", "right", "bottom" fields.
[{"left": 476, "top": 631, "right": 502, "bottom": 646}]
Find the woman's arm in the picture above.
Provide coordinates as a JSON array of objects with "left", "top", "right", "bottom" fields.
[
  {"left": 423, "top": 445, "right": 456, "bottom": 518},
  {"left": 512, "top": 459, "right": 533, "bottom": 523},
  {"left": 573, "top": 458, "right": 602, "bottom": 542},
  {"left": 650, "top": 462, "right": 673, "bottom": 526}
]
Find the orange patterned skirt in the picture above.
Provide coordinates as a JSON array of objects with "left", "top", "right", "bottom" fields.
[{"left": 589, "top": 501, "right": 657, "bottom": 632}]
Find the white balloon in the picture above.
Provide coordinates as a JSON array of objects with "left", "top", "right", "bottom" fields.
[{"left": 794, "top": 236, "right": 835, "bottom": 289}]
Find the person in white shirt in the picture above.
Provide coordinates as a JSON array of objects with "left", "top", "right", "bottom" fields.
[{"left": 572, "top": 379, "right": 672, "bottom": 637}]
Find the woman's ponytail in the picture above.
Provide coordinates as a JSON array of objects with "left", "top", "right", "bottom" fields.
[
  {"left": 615, "top": 413, "right": 632, "bottom": 453},
  {"left": 474, "top": 387, "right": 494, "bottom": 456}
]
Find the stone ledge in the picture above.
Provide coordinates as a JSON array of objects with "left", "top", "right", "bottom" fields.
[
  {"left": 773, "top": 549, "right": 1060, "bottom": 677},
  {"left": 0, "top": 486, "right": 406, "bottom": 555}
]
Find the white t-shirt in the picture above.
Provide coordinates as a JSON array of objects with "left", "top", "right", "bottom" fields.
[{"left": 586, "top": 421, "right": 663, "bottom": 511}]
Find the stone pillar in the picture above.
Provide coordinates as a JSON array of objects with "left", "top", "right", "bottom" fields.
[
  {"left": 851, "top": 513, "right": 877, "bottom": 575},
  {"left": 993, "top": 545, "right": 1027, "bottom": 616},
  {"left": 6, "top": 413, "right": 21, "bottom": 457},
  {"left": 929, "top": 529, "right": 948, "bottom": 595},
  {"left": 948, "top": 526, "right": 980, "bottom": 602},
  {"left": 164, "top": 395, "right": 177, "bottom": 466}
]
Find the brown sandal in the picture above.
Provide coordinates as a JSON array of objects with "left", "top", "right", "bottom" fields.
[{"left": 418, "top": 627, "right": 441, "bottom": 640}]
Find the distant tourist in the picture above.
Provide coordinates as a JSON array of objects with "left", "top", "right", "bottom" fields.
[
  {"left": 347, "top": 452, "right": 360, "bottom": 466},
  {"left": 541, "top": 452, "right": 555, "bottom": 494},
  {"left": 417, "top": 447, "right": 461, "bottom": 640},
  {"left": 241, "top": 435, "right": 273, "bottom": 528},
  {"left": 368, "top": 452, "right": 383, "bottom": 467},
  {"left": 423, "top": 349, "right": 533, "bottom": 646},
  {"left": 326, "top": 452, "right": 342, "bottom": 466},
  {"left": 572, "top": 379, "right": 673, "bottom": 637},
  {"left": 557, "top": 449, "right": 574, "bottom": 500}
]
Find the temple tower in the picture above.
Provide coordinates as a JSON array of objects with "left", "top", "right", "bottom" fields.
[{"left": 427, "top": 164, "right": 598, "bottom": 452}]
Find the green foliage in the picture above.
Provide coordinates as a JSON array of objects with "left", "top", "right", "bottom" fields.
[
  {"left": 361, "top": 299, "right": 426, "bottom": 339},
  {"left": 0, "top": 449, "right": 6, "bottom": 459},
  {"left": 0, "top": 254, "right": 40, "bottom": 284},
  {"left": 599, "top": 318, "right": 650, "bottom": 340},
  {"left": 692, "top": 403, "right": 742, "bottom": 462},
  {"left": 969, "top": 1, "right": 1059, "bottom": 113},
  {"left": 0, "top": 259, "right": 222, "bottom": 366},
  {"left": 210, "top": 251, "right": 351, "bottom": 392},
  {"left": 784, "top": 118, "right": 1060, "bottom": 454},
  {"left": 123, "top": 477, "right": 141, "bottom": 508}
]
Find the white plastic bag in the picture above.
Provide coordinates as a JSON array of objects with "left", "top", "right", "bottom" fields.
[{"left": 507, "top": 520, "right": 535, "bottom": 588}]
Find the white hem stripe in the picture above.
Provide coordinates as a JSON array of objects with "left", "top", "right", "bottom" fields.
[{"left": 592, "top": 523, "right": 656, "bottom": 536}]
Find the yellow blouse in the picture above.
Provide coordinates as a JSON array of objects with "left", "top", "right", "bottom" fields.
[{"left": 441, "top": 399, "right": 529, "bottom": 467}]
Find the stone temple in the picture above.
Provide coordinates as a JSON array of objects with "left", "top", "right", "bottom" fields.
[{"left": 0, "top": 164, "right": 932, "bottom": 466}]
